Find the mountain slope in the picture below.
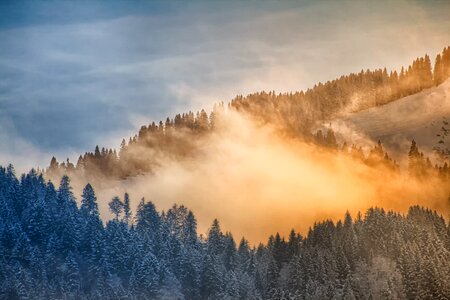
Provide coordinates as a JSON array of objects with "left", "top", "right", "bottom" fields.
[
  {"left": 46, "top": 46, "right": 450, "bottom": 178},
  {"left": 329, "top": 79, "right": 450, "bottom": 161}
]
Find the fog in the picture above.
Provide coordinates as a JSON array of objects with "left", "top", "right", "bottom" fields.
[{"left": 56, "top": 110, "right": 449, "bottom": 244}]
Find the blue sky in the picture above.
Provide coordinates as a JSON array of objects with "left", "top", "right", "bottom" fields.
[{"left": 0, "top": 0, "right": 449, "bottom": 171}]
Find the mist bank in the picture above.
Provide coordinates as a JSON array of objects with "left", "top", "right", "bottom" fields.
[{"left": 45, "top": 110, "right": 450, "bottom": 244}]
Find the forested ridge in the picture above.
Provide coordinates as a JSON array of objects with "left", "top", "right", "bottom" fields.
[
  {"left": 0, "top": 166, "right": 449, "bottom": 299},
  {"left": 47, "top": 46, "right": 450, "bottom": 180}
]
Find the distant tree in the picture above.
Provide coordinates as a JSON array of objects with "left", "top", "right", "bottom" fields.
[
  {"left": 422, "top": 54, "right": 433, "bottom": 88},
  {"left": 49, "top": 156, "right": 59, "bottom": 172},
  {"left": 94, "top": 145, "right": 101, "bottom": 158},
  {"left": 109, "top": 196, "right": 123, "bottom": 221},
  {"left": 434, "top": 54, "right": 444, "bottom": 85},
  {"left": 123, "top": 193, "right": 132, "bottom": 225},
  {"left": 325, "top": 128, "right": 338, "bottom": 148},
  {"left": 408, "top": 139, "right": 429, "bottom": 177}
]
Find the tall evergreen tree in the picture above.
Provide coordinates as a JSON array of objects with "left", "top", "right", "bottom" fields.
[{"left": 80, "top": 184, "right": 99, "bottom": 219}]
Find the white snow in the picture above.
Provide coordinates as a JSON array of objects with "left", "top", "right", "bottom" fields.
[{"left": 328, "top": 79, "right": 450, "bottom": 163}]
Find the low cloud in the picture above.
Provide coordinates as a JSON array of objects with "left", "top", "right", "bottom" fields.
[{"left": 60, "top": 111, "right": 450, "bottom": 244}]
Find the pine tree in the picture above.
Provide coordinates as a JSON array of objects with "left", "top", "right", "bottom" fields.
[
  {"left": 62, "top": 252, "right": 81, "bottom": 297},
  {"left": 287, "top": 229, "right": 301, "bottom": 260},
  {"left": 434, "top": 54, "right": 444, "bottom": 85},
  {"left": 422, "top": 54, "right": 433, "bottom": 88},
  {"left": 57, "top": 175, "right": 77, "bottom": 210},
  {"left": 408, "top": 139, "right": 424, "bottom": 177},
  {"left": 129, "top": 252, "right": 160, "bottom": 297},
  {"left": 178, "top": 248, "right": 201, "bottom": 299},
  {"left": 49, "top": 156, "right": 59, "bottom": 173},
  {"left": 80, "top": 183, "right": 99, "bottom": 219},
  {"left": 200, "top": 254, "right": 224, "bottom": 299},
  {"left": 135, "top": 199, "right": 161, "bottom": 242},
  {"left": 56, "top": 175, "right": 80, "bottom": 252},
  {"left": 109, "top": 196, "right": 123, "bottom": 221},
  {"left": 223, "top": 232, "right": 237, "bottom": 270},
  {"left": 207, "top": 219, "right": 224, "bottom": 255},
  {"left": 184, "top": 210, "right": 198, "bottom": 247}
]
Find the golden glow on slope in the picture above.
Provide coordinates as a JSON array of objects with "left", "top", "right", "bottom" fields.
[{"left": 65, "top": 111, "right": 449, "bottom": 244}]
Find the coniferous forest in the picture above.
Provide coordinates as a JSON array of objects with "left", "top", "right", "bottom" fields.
[
  {"left": 1, "top": 166, "right": 449, "bottom": 299},
  {"left": 2, "top": 2, "right": 450, "bottom": 298}
]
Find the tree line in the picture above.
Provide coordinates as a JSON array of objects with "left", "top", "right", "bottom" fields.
[
  {"left": 47, "top": 46, "right": 450, "bottom": 179},
  {"left": 313, "top": 126, "right": 450, "bottom": 181},
  {"left": 230, "top": 46, "right": 450, "bottom": 130}
]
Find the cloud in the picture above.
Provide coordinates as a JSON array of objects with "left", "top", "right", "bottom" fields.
[
  {"left": 0, "top": 115, "right": 59, "bottom": 173},
  {"left": 0, "top": 0, "right": 449, "bottom": 170}
]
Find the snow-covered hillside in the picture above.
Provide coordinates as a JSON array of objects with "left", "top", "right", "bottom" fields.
[{"left": 329, "top": 79, "right": 450, "bottom": 162}]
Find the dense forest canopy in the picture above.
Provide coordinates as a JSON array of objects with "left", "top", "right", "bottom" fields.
[{"left": 0, "top": 166, "right": 449, "bottom": 299}]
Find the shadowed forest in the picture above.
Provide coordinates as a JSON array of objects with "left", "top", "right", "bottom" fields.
[{"left": 0, "top": 167, "right": 449, "bottom": 299}]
